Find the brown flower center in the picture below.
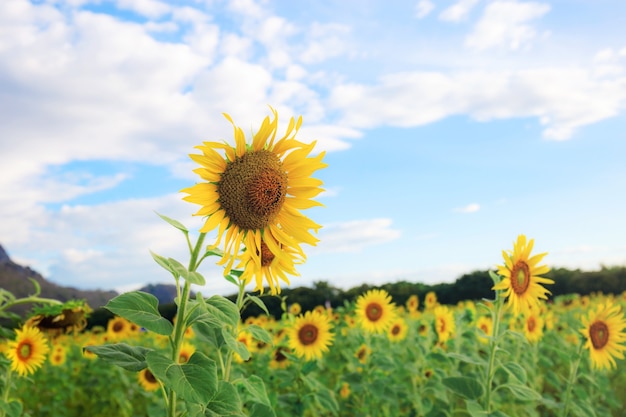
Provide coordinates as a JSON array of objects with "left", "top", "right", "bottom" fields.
[
  {"left": 510, "top": 260, "right": 531, "bottom": 295},
  {"left": 17, "top": 341, "right": 33, "bottom": 360},
  {"left": 391, "top": 325, "right": 401, "bottom": 335},
  {"left": 589, "top": 321, "right": 609, "bottom": 349},
  {"left": 274, "top": 348, "right": 287, "bottom": 362},
  {"left": 365, "top": 302, "right": 383, "bottom": 322},
  {"left": 218, "top": 150, "right": 287, "bottom": 230},
  {"left": 260, "top": 241, "right": 275, "bottom": 267},
  {"left": 144, "top": 369, "right": 157, "bottom": 384},
  {"left": 298, "top": 324, "right": 318, "bottom": 346},
  {"left": 112, "top": 321, "right": 124, "bottom": 333},
  {"left": 527, "top": 316, "right": 536, "bottom": 332}
]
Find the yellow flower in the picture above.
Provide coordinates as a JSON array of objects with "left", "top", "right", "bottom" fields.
[
  {"left": 580, "top": 302, "right": 626, "bottom": 370},
  {"left": 476, "top": 316, "right": 493, "bottom": 344},
  {"left": 107, "top": 316, "right": 132, "bottom": 340},
  {"left": 355, "top": 289, "right": 396, "bottom": 334},
  {"left": 493, "top": 235, "right": 553, "bottom": 315},
  {"left": 49, "top": 345, "right": 67, "bottom": 366},
  {"left": 6, "top": 326, "right": 50, "bottom": 376},
  {"left": 523, "top": 310, "right": 544, "bottom": 344},
  {"left": 387, "top": 318, "right": 408, "bottom": 342},
  {"left": 354, "top": 343, "right": 371, "bottom": 364},
  {"left": 182, "top": 109, "right": 327, "bottom": 294},
  {"left": 339, "top": 382, "right": 351, "bottom": 399},
  {"left": 178, "top": 341, "right": 196, "bottom": 364},
  {"left": 424, "top": 291, "right": 437, "bottom": 310},
  {"left": 406, "top": 295, "right": 419, "bottom": 312},
  {"left": 289, "top": 302, "right": 302, "bottom": 315},
  {"left": 434, "top": 305, "right": 455, "bottom": 343},
  {"left": 287, "top": 311, "right": 334, "bottom": 361},
  {"left": 269, "top": 346, "right": 290, "bottom": 369},
  {"left": 138, "top": 368, "right": 160, "bottom": 392}
]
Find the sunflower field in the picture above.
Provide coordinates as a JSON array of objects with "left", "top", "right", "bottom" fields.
[{"left": 1, "top": 110, "right": 625, "bottom": 417}]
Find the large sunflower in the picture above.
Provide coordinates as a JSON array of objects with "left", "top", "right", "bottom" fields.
[
  {"left": 355, "top": 289, "right": 396, "bottom": 334},
  {"left": 580, "top": 302, "right": 626, "bottom": 370},
  {"left": 5, "top": 326, "right": 50, "bottom": 376},
  {"left": 287, "top": 311, "right": 334, "bottom": 361},
  {"left": 493, "top": 234, "right": 553, "bottom": 315},
  {"left": 182, "top": 109, "right": 327, "bottom": 294}
]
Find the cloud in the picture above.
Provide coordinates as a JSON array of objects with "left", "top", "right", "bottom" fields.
[
  {"left": 454, "top": 203, "right": 481, "bottom": 213},
  {"left": 439, "top": 0, "right": 481, "bottom": 22},
  {"left": 415, "top": 0, "right": 435, "bottom": 19},
  {"left": 465, "top": 0, "right": 550, "bottom": 50},
  {"left": 313, "top": 219, "right": 402, "bottom": 254},
  {"left": 116, "top": 0, "right": 172, "bottom": 19}
]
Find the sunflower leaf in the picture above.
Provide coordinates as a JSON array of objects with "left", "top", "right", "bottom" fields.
[
  {"left": 187, "top": 271, "right": 206, "bottom": 286},
  {"left": 155, "top": 212, "right": 188, "bottom": 233},
  {"left": 205, "top": 381, "right": 245, "bottom": 416},
  {"left": 442, "top": 376, "right": 484, "bottom": 400},
  {"left": 84, "top": 343, "right": 152, "bottom": 372},
  {"left": 146, "top": 350, "right": 218, "bottom": 404},
  {"left": 501, "top": 383, "right": 542, "bottom": 401},
  {"left": 150, "top": 250, "right": 175, "bottom": 275},
  {"left": 245, "top": 295, "right": 269, "bottom": 316},
  {"left": 499, "top": 361, "right": 527, "bottom": 384},
  {"left": 236, "top": 375, "right": 272, "bottom": 407},
  {"left": 221, "top": 328, "right": 250, "bottom": 361},
  {"left": 246, "top": 324, "right": 273, "bottom": 345},
  {"left": 105, "top": 291, "right": 174, "bottom": 335},
  {"left": 202, "top": 295, "right": 240, "bottom": 328}
]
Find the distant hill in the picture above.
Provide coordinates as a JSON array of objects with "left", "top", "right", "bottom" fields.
[
  {"left": 138, "top": 283, "right": 192, "bottom": 305},
  {"left": 0, "top": 244, "right": 118, "bottom": 317}
]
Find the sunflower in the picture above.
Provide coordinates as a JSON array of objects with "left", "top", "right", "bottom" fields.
[
  {"left": 355, "top": 289, "right": 396, "bottom": 334},
  {"left": 387, "top": 318, "right": 408, "bottom": 342},
  {"left": 433, "top": 305, "right": 455, "bottom": 343},
  {"left": 287, "top": 311, "right": 334, "bottom": 361},
  {"left": 493, "top": 234, "right": 553, "bottom": 315},
  {"left": 406, "top": 295, "right": 419, "bottom": 312},
  {"left": 178, "top": 341, "right": 196, "bottom": 364},
  {"left": 339, "top": 382, "right": 351, "bottom": 399},
  {"left": 49, "top": 345, "right": 67, "bottom": 366},
  {"left": 523, "top": 310, "right": 544, "bottom": 344},
  {"left": 182, "top": 109, "right": 327, "bottom": 294},
  {"left": 289, "top": 302, "right": 302, "bottom": 315},
  {"left": 424, "top": 291, "right": 438, "bottom": 310},
  {"left": 476, "top": 316, "right": 493, "bottom": 344},
  {"left": 107, "top": 316, "right": 131, "bottom": 340},
  {"left": 138, "top": 368, "right": 160, "bottom": 392},
  {"left": 580, "top": 302, "right": 626, "bottom": 370},
  {"left": 269, "top": 346, "right": 291, "bottom": 369},
  {"left": 354, "top": 343, "right": 371, "bottom": 364},
  {"left": 5, "top": 326, "right": 50, "bottom": 376}
]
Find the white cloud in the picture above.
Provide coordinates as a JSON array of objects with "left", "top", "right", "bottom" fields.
[
  {"left": 415, "top": 0, "right": 435, "bottom": 19},
  {"left": 465, "top": 0, "right": 550, "bottom": 50},
  {"left": 116, "top": 0, "right": 171, "bottom": 19},
  {"left": 439, "top": 0, "right": 480, "bottom": 22},
  {"left": 299, "top": 22, "right": 351, "bottom": 64},
  {"left": 313, "top": 219, "right": 402, "bottom": 254},
  {"left": 454, "top": 203, "right": 481, "bottom": 213}
]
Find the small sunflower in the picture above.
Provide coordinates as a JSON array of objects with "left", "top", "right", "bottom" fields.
[
  {"left": 5, "top": 326, "right": 50, "bottom": 376},
  {"left": 476, "top": 316, "right": 493, "bottom": 344},
  {"left": 355, "top": 289, "right": 396, "bottom": 334},
  {"left": 178, "top": 341, "right": 196, "bottom": 364},
  {"left": 49, "top": 345, "right": 67, "bottom": 366},
  {"left": 523, "top": 310, "right": 544, "bottom": 344},
  {"left": 107, "top": 316, "right": 131, "bottom": 340},
  {"left": 339, "top": 382, "right": 351, "bottom": 399},
  {"left": 289, "top": 302, "right": 302, "bottom": 315},
  {"left": 406, "top": 295, "right": 419, "bottom": 312},
  {"left": 433, "top": 305, "right": 455, "bottom": 343},
  {"left": 424, "top": 291, "right": 438, "bottom": 310},
  {"left": 269, "top": 346, "right": 290, "bottom": 369},
  {"left": 287, "top": 311, "right": 334, "bottom": 361},
  {"left": 580, "top": 302, "right": 626, "bottom": 370},
  {"left": 182, "top": 109, "right": 327, "bottom": 294},
  {"left": 387, "top": 318, "right": 409, "bottom": 342},
  {"left": 493, "top": 235, "right": 553, "bottom": 315},
  {"left": 138, "top": 368, "right": 160, "bottom": 392},
  {"left": 355, "top": 343, "right": 371, "bottom": 364}
]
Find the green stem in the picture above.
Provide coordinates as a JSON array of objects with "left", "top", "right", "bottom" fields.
[
  {"left": 223, "top": 279, "right": 247, "bottom": 382},
  {"left": 0, "top": 369, "right": 12, "bottom": 417},
  {"left": 0, "top": 296, "right": 62, "bottom": 312},
  {"left": 560, "top": 342, "right": 584, "bottom": 417},
  {"left": 483, "top": 296, "right": 504, "bottom": 413},
  {"left": 166, "top": 232, "right": 207, "bottom": 417}
]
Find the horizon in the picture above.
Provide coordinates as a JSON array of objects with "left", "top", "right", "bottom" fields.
[{"left": 1, "top": 0, "right": 625, "bottom": 297}]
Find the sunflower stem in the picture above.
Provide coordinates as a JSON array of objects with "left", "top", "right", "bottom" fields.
[
  {"left": 0, "top": 369, "right": 11, "bottom": 417},
  {"left": 483, "top": 294, "right": 504, "bottom": 413},
  {"left": 560, "top": 341, "right": 584, "bottom": 417},
  {"left": 223, "top": 279, "right": 246, "bottom": 382},
  {"left": 166, "top": 232, "right": 206, "bottom": 417},
  {"left": 0, "top": 296, "right": 62, "bottom": 313}
]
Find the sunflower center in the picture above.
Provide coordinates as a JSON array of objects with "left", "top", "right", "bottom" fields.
[
  {"left": 218, "top": 150, "right": 287, "bottom": 230},
  {"left": 179, "top": 352, "right": 190, "bottom": 363},
  {"left": 259, "top": 241, "right": 275, "bottom": 267},
  {"left": 274, "top": 348, "right": 287, "bottom": 362},
  {"left": 391, "top": 325, "right": 401, "bottom": 335},
  {"left": 113, "top": 321, "right": 124, "bottom": 333},
  {"left": 510, "top": 260, "right": 531, "bottom": 295},
  {"left": 357, "top": 348, "right": 367, "bottom": 360},
  {"left": 365, "top": 302, "right": 383, "bottom": 322},
  {"left": 527, "top": 317, "right": 536, "bottom": 332},
  {"left": 438, "top": 318, "right": 446, "bottom": 333},
  {"left": 589, "top": 321, "right": 609, "bottom": 349},
  {"left": 298, "top": 324, "right": 319, "bottom": 346},
  {"left": 17, "top": 342, "right": 33, "bottom": 360},
  {"left": 145, "top": 369, "right": 157, "bottom": 384},
  {"left": 480, "top": 324, "right": 489, "bottom": 333}
]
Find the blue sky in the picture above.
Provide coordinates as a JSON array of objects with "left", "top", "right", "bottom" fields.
[{"left": 1, "top": 0, "right": 625, "bottom": 296}]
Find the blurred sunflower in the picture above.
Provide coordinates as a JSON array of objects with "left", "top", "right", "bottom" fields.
[
  {"left": 355, "top": 344, "right": 371, "bottom": 364},
  {"left": 387, "top": 318, "right": 408, "bottom": 342},
  {"left": 355, "top": 289, "right": 396, "bottom": 334},
  {"left": 269, "top": 346, "right": 290, "bottom": 369},
  {"left": 6, "top": 326, "right": 50, "bottom": 376},
  {"left": 107, "top": 316, "right": 131, "bottom": 340},
  {"left": 493, "top": 234, "right": 553, "bottom": 315},
  {"left": 434, "top": 306, "right": 455, "bottom": 343},
  {"left": 289, "top": 302, "right": 302, "bottom": 315},
  {"left": 182, "top": 109, "right": 327, "bottom": 294},
  {"left": 424, "top": 291, "right": 438, "bottom": 310},
  {"left": 580, "top": 302, "right": 626, "bottom": 370},
  {"left": 339, "top": 382, "right": 351, "bottom": 399},
  {"left": 138, "top": 368, "right": 160, "bottom": 392},
  {"left": 523, "top": 310, "right": 544, "bottom": 343},
  {"left": 178, "top": 341, "right": 196, "bottom": 364},
  {"left": 287, "top": 311, "right": 334, "bottom": 361},
  {"left": 476, "top": 316, "right": 493, "bottom": 344},
  {"left": 49, "top": 345, "right": 67, "bottom": 366}
]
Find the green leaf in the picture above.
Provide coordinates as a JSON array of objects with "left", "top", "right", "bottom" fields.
[
  {"left": 499, "top": 361, "right": 527, "bottom": 384},
  {"left": 205, "top": 381, "right": 245, "bottom": 416},
  {"left": 150, "top": 250, "right": 174, "bottom": 275},
  {"left": 84, "top": 343, "right": 152, "bottom": 371},
  {"left": 314, "top": 388, "right": 339, "bottom": 414},
  {"left": 222, "top": 328, "right": 250, "bottom": 361},
  {"left": 246, "top": 324, "right": 273, "bottom": 345},
  {"left": 501, "top": 383, "right": 542, "bottom": 401},
  {"left": 106, "top": 291, "right": 174, "bottom": 335},
  {"left": 0, "top": 400, "right": 23, "bottom": 417},
  {"left": 187, "top": 271, "right": 206, "bottom": 286},
  {"left": 446, "top": 352, "right": 486, "bottom": 366},
  {"left": 442, "top": 376, "right": 484, "bottom": 400},
  {"left": 168, "top": 258, "right": 189, "bottom": 280},
  {"left": 247, "top": 404, "right": 277, "bottom": 417},
  {"left": 236, "top": 375, "right": 272, "bottom": 407},
  {"left": 488, "top": 270, "right": 501, "bottom": 286},
  {"left": 203, "top": 295, "right": 240, "bottom": 328},
  {"left": 245, "top": 295, "right": 269, "bottom": 315},
  {"left": 156, "top": 212, "right": 188, "bottom": 233},
  {"left": 466, "top": 400, "right": 487, "bottom": 417},
  {"left": 146, "top": 351, "right": 218, "bottom": 404}
]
